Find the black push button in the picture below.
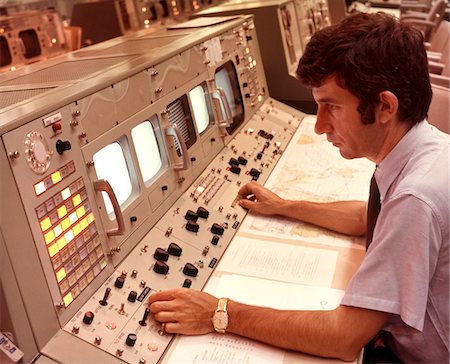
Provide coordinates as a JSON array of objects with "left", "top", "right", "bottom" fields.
[
  {"left": 186, "top": 220, "right": 199, "bottom": 233},
  {"left": 197, "top": 206, "right": 209, "bottom": 219},
  {"left": 183, "top": 263, "right": 198, "bottom": 277},
  {"left": 183, "top": 279, "right": 192, "bottom": 288},
  {"left": 153, "top": 261, "right": 169, "bottom": 275},
  {"left": 211, "top": 235, "right": 220, "bottom": 246},
  {"left": 230, "top": 165, "right": 241, "bottom": 175},
  {"left": 211, "top": 223, "right": 224, "bottom": 235},
  {"left": 185, "top": 210, "right": 198, "bottom": 222},
  {"left": 237, "top": 156, "right": 248, "bottom": 165},
  {"left": 249, "top": 168, "right": 261, "bottom": 178},
  {"left": 127, "top": 290, "right": 138, "bottom": 303},
  {"left": 114, "top": 276, "right": 125, "bottom": 289},
  {"left": 167, "top": 242, "right": 182, "bottom": 256},
  {"left": 154, "top": 247, "right": 169, "bottom": 261}
]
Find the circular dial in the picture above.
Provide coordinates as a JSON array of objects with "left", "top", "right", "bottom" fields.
[{"left": 24, "top": 131, "right": 52, "bottom": 174}]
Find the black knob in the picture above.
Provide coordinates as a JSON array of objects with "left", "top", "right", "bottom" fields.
[
  {"left": 256, "top": 152, "right": 263, "bottom": 160},
  {"left": 190, "top": 157, "right": 196, "bottom": 162},
  {"left": 185, "top": 220, "right": 199, "bottom": 233},
  {"left": 162, "top": 185, "right": 168, "bottom": 191},
  {"left": 83, "top": 311, "right": 94, "bottom": 325},
  {"left": 211, "top": 235, "right": 220, "bottom": 246},
  {"left": 99, "top": 287, "right": 111, "bottom": 306},
  {"left": 168, "top": 242, "right": 182, "bottom": 256},
  {"left": 230, "top": 165, "right": 241, "bottom": 175},
  {"left": 183, "top": 263, "right": 198, "bottom": 277},
  {"left": 56, "top": 140, "right": 72, "bottom": 155},
  {"left": 249, "top": 168, "right": 261, "bottom": 178},
  {"left": 153, "top": 260, "right": 169, "bottom": 275},
  {"left": 210, "top": 138, "right": 216, "bottom": 142},
  {"left": 182, "top": 279, "right": 192, "bottom": 288},
  {"left": 185, "top": 210, "right": 198, "bottom": 222},
  {"left": 238, "top": 156, "right": 248, "bottom": 165},
  {"left": 154, "top": 247, "right": 169, "bottom": 261},
  {"left": 197, "top": 206, "right": 209, "bottom": 219},
  {"left": 130, "top": 216, "right": 137, "bottom": 223},
  {"left": 114, "top": 276, "right": 125, "bottom": 289},
  {"left": 139, "top": 308, "right": 150, "bottom": 326},
  {"left": 127, "top": 290, "right": 138, "bottom": 303},
  {"left": 126, "top": 333, "right": 137, "bottom": 347},
  {"left": 211, "top": 223, "right": 224, "bottom": 235},
  {"left": 229, "top": 157, "right": 239, "bottom": 166}
]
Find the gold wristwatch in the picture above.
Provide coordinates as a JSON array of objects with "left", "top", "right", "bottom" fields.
[{"left": 212, "top": 297, "right": 229, "bottom": 333}]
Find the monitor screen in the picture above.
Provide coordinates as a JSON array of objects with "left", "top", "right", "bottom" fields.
[
  {"left": 214, "top": 61, "right": 244, "bottom": 134},
  {"left": 93, "top": 138, "right": 134, "bottom": 218},
  {"left": 18, "top": 29, "right": 41, "bottom": 59},
  {"left": 0, "top": 36, "right": 12, "bottom": 67},
  {"left": 189, "top": 82, "right": 213, "bottom": 135},
  {"left": 132, "top": 119, "right": 164, "bottom": 185}
]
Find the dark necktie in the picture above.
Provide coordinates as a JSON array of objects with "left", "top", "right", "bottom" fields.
[{"left": 366, "top": 171, "right": 381, "bottom": 249}]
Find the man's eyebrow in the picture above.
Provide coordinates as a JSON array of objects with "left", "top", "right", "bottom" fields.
[{"left": 315, "top": 97, "right": 338, "bottom": 104}]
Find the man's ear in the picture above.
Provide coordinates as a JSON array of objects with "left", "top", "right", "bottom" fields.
[{"left": 377, "top": 91, "right": 398, "bottom": 125}]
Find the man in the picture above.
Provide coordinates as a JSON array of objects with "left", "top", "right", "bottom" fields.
[{"left": 149, "top": 13, "right": 449, "bottom": 362}]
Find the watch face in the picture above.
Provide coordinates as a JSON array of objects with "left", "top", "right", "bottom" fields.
[{"left": 213, "top": 311, "right": 228, "bottom": 330}]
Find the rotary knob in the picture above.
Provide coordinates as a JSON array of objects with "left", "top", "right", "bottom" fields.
[
  {"left": 126, "top": 333, "right": 137, "bottom": 347},
  {"left": 196, "top": 206, "right": 209, "bottom": 219},
  {"left": 183, "top": 279, "right": 192, "bottom": 288},
  {"left": 114, "top": 276, "right": 125, "bottom": 289},
  {"left": 211, "top": 223, "right": 224, "bottom": 235},
  {"left": 127, "top": 290, "right": 138, "bottom": 303},
  {"left": 154, "top": 247, "right": 169, "bottom": 261},
  {"left": 83, "top": 311, "right": 94, "bottom": 325},
  {"left": 185, "top": 220, "right": 199, "bottom": 233},
  {"left": 184, "top": 210, "right": 199, "bottom": 222},
  {"left": 183, "top": 263, "right": 198, "bottom": 277},
  {"left": 56, "top": 140, "right": 72, "bottom": 155},
  {"left": 167, "top": 242, "right": 182, "bottom": 257},
  {"left": 153, "top": 261, "right": 169, "bottom": 275}
]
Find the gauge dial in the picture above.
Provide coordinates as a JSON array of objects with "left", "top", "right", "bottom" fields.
[{"left": 24, "top": 131, "right": 52, "bottom": 174}]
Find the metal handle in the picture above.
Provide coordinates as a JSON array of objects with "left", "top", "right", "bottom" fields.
[
  {"left": 165, "top": 123, "right": 191, "bottom": 171},
  {"left": 93, "top": 179, "right": 125, "bottom": 236},
  {"left": 212, "top": 87, "right": 233, "bottom": 129}
]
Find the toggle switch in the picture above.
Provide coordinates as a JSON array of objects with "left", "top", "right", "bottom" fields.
[
  {"left": 139, "top": 308, "right": 150, "bottom": 326},
  {"left": 99, "top": 287, "right": 111, "bottom": 306}
]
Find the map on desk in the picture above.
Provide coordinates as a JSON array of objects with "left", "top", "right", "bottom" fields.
[{"left": 239, "top": 116, "right": 375, "bottom": 249}]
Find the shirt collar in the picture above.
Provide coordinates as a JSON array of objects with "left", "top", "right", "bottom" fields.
[{"left": 375, "top": 120, "right": 429, "bottom": 201}]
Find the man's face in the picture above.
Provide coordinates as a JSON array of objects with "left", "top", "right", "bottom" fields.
[{"left": 312, "top": 76, "right": 381, "bottom": 161}]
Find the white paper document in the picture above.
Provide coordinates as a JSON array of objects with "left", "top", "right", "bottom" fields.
[
  {"left": 168, "top": 334, "right": 285, "bottom": 364},
  {"left": 213, "top": 274, "right": 345, "bottom": 311},
  {"left": 216, "top": 236, "right": 338, "bottom": 287}
]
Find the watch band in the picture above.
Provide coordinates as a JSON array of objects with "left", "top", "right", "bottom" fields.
[{"left": 217, "top": 297, "right": 229, "bottom": 312}]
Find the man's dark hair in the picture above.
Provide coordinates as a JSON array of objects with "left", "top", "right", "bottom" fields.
[{"left": 297, "top": 12, "right": 432, "bottom": 125}]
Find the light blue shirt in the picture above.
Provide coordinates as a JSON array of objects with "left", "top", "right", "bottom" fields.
[{"left": 341, "top": 120, "right": 449, "bottom": 363}]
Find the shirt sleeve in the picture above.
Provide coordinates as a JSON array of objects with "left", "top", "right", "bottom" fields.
[{"left": 341, "top": 193, "right": 442, "bottom": 332}]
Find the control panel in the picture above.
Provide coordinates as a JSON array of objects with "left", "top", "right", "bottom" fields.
[{"left": 62, "top": 99, "right": 303, "bottom": 364}]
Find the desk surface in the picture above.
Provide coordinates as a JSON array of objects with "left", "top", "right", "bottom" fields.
[{"left": 163, "top": 117, "right": 374, "bottom": 364}]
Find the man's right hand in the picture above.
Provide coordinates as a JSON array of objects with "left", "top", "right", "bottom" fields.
[{"left": 237, "top": 181, "right": 286, "bottom": 216}]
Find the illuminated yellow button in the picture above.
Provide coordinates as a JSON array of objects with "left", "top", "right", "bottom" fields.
[
  {"left": 51, "top": 171, "right": 62, "bottom": 184},
  {"left": 57, "top": 205, "right": 67, "bottom": 219},
  {"left": 34, "top": 181, "right": 46, "bottom": 195},
  {"left": 80, "top": 218, "right": 88, "bottom": 231},
  {"left": 72, "top": 194, "right": 82, "bottom": 207},
  {"left": 40, "top": 217, "right": 52, "bottom": 232},
  {"left": 76, "top": 206, "right": 86, "bottom": 219},
  {"left": 44, "top": 230, "right": 56, "bottom": 245},
  {"left": 87, "top": 212, "right": 95, "bottom": 224},
  {"left": 48, "top": 243, "right": 59, "bottom": 257},
  {"left": 61, "top": 218, "right": 70, "bottom": 231},
  {"left": 61, "top": 187, "right": 71, "bottom": 200},
  {"left": 65, "top": 230, "right": 74, "bottom": 243},
  {"left": 73, "top": 223, "right": 81, "bottom": 237},
  {"left": 56, "top": 267, "right": 66, "bottom": 282},
  {"left": 57, "top": 236, "right": 67, "bottom": 250},
  {"left": 63, "top": 292, "right": 73, "bottom": 306},
  {"left": 248, "top": 56, "right": 253, "bottom": 63},
  {"left": 69, "top": 212, "right": 78, "bottom": 224}
]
